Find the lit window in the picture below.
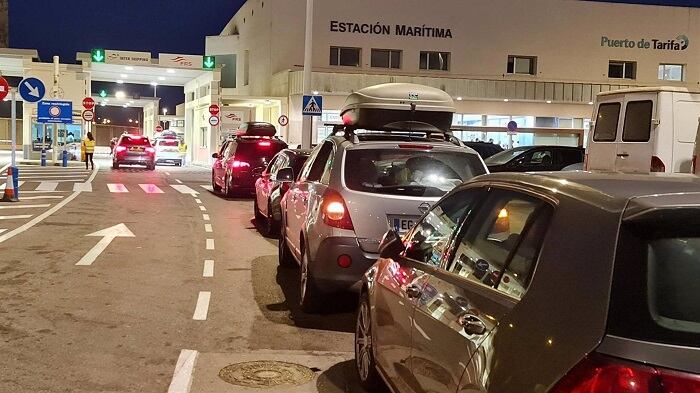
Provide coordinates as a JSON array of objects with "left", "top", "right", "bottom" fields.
[
  {"left": 420, "top": 51, "right": 450, "bottom": 71},
  {"left": 507, "top": 56, "right": 537, "bottom": 75},
  {"left": 658, "top": 64, "right": 684, "bottom": 81}
]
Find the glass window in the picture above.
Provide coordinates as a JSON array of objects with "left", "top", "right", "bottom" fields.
[
  {"left": 445, "top": 190, "right": 550, "bottom": 299},
  {"left": 559, "top": 149, "right": 584, "bottom": 166},
  {"left": 593, "top": 103, "right": 621, "bottom": 142},
  {"left": 330, "top": 47, "right": 361, "bottom": 67},
  {"left": 403, "top": 189, "right": 485, "bottom": 266},
  {"left": 305, "top": 141, "right": 333, "bottom": 181},
  {"left": 200, "top": 127, "right": 208, "bottom": 148},
  {"left": 608, "top": 61, "right": 636, "bottom": 79},
  {"left": 420, "top": 51, "right": 450, "bottom": 71},
  {"left": 622, "top": 101, "right": 653, "bottom": 142},
  {"left": 371, "top": 49, "right": 401, "bottom": 69},
  {"left": 507, "top": 56, "right": 537, "bottom": 75},
  {"left": 658, "top": 64, "right": 684, "bottom": 81},
  {"left": 524, "top": 149, "right": 553, "bottom": 165}
]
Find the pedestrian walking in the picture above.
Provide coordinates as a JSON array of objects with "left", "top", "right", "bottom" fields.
[{"left": 82, "top": 132, "right": 96, "bottom": 170}]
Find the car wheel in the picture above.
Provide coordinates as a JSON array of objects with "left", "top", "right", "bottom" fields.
[
  {"left": 254, "top": 197, "right": 265, "bottom": 221},
  {"left": 278, "top": 225, "right": 296, "bottom": 268},
  {"left": 112, "top": 161, "right": 119, "bottom": 169},
  {"left": 355, "top": 291, "right": 386, "bottom": 392},
  {"left": 264, "top": 200, "right": 279, "bottom": 236},
  {"left": 299, "top": 247, "right": 323, "bottom": 313},
  {"left": 212, "top": 171, "right": 221, "bottom": 192}
]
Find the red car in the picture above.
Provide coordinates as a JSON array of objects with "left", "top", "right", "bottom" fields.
[
  {"left": 212, "top": 123, "right": 288, "bottom": 197},
  {"left": 112, "top": 134, "right": 156, "bottom": 170}
]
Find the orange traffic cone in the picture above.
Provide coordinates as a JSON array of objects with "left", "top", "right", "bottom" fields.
[{"left": 1, "top": 167, "right": 18, "bottom": 202}]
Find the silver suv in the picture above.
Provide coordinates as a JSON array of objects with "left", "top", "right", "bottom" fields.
[{"left": 278, "top": 130, "right": 487, "bottom": 312}]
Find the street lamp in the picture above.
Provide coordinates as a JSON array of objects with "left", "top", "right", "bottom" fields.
[
  {"left": 150, "top": 81, "right": 158, "bottom": 97},
  {"left": 163, "top": 108, "right": 168, "bottom": 116}
]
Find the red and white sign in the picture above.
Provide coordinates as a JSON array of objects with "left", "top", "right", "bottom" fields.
[
  {"left": 0, "top": 77, "right": 9, "bottom": 101},
  {"left": 82, "top": 97, "right": 95, "bottom": 110},
  {"left": 209, "top": 104, "right": 220, "bottom": 116},
  {"left": 209, "top": 116, "right": 220, "bottom": 126},
  {"left": 155, "top": 125, "right": 164, "bottom": 132},
  {"left": 278, "top": 115, "right": 289, "bottom": 127},
  {"left": 82, "top": 110, "right": 95, "bottom": 122}
]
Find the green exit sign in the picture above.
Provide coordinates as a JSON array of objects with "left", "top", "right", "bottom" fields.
[
  {"left": 99, "top": 89, "right": 107, "bottom": 98},
  {"left": 203, "top": 56, "right": 215, "bottom": 70},
  {"left": 91, "top": 48, "right": 105, "bottom": 63}
]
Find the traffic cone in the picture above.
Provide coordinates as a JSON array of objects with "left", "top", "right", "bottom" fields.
[{"left": 1, "top": 167, "right": 18, "bottom": 202}]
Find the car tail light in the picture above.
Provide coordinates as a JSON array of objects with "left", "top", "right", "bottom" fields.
[
  {"left": 232, "top": 160, "right": 250, "bottom": 170},
  {"left": 145, "top": 147, "right": 155, "bottom": 154},
  {"left": 321, "top": 189, "right": 354, "bottom": 230},
  {"left": 651, "top": 156, "right": 666, "bottom": 172},
  {"left": 398, "top": 144, "right": 434, "bottom": 150},
  {"left": 337, "top": 254, "right": 352, "bottom": 268},
  {"left": 258, "top": 140, "right": 272, "bottom": 147},
  {"left": 549, "top": 353, "right": 700, "bottom": 393},
  {"left": 115, "top": 146, "right": 127, "bottom": 154},
  {"left": 584, "top": 154, "right": 589, "bottom": 170}
]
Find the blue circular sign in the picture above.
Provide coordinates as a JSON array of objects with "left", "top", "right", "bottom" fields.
[
  {"left": 19, "top": 77, "right": 46, "bottom": 103},
  {"left": 507, "top": 120, "right": 518, "bottom": 132}
]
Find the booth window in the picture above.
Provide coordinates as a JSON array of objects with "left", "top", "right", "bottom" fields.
[
  {"left": 658, "top": 64, "right": 684, "bottom": 81},
  {"left": 507, "top": 56, "right": 537, "bottom": 75},
  {"left": 330, "top": 47, "right": 361, "bottom": 67},
  {"left": 609, "top": 61, "right": 636, "bottom": 79},
  {"left": 420, "top": 51, "right": 450, "bottom": 71},
  {"left": 371, "top": 49, "right": 401, "bottom": 69}
]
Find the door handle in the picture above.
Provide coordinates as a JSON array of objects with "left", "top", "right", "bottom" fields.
[
  {"left": 460, "top": 314, "right": 487, "bottom": 335},
  {"left": 405, "top": 284, "right": 422, "bottom": 299},
  {"left": 617, "top": 153, "right": 630, "bottom": 158}
]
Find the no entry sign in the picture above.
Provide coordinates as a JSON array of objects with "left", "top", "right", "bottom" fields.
[
  {"left": 209, "top": 104, "right": 220, "bottom": 116},
  {"left": 0, "top": 77, "right": 9, "bottom": 101},
  {"left": 83, "top": 97, "right": 95, "bottom": 110},
  {"left": 156, "top": 125, "right": 163, "bottom": 132},
  {"left": 82, "top": 110, "right": 95, "bottom": 122}
]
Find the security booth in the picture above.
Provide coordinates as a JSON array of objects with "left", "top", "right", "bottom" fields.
[{"left": 450, "top": 126, "right": 585, "bottom": 149}]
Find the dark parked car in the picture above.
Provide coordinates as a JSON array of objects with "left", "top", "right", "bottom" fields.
[
  {"left": 485, "top": 145, "right": 584, "bottom": 172},
  {"left": 356, "top": 172, "right": 700, "bottom": 393},
  {"left": 254, "top": 149, "right": 310, "bottom": 236},
  {"left": 462, "top": 141, "right": 504, "bottom": 159}
]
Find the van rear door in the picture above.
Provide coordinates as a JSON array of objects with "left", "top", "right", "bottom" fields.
[
  {"left": 587, "top": 99, "right": 622, "bottom": 171},
  {"left": 615, "top": 94, "right": 656, "bottom": 173}
]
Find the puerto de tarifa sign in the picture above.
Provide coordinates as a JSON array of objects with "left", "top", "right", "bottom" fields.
[{"left": 601, "top": 34, "right": 689, "bottom": 51}]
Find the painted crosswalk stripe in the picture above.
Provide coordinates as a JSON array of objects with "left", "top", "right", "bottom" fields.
[
  {"left": 107, "top": 184, "right": 129, "bottom": 193},
  {"left": 139, "top": 184, "right": 164, "bottom": 194},
  {"left": 0, "top": 204, "right": 51, "bottom": 210},
  {"left": 199, "top": 205, "right": 207, "bottom": 212},
  {"left": 192, "top": 291, "right": 211, "bottom": 321},
  {"left": 0, "top": 215, "right": 33, "bottom": 220},
  {"left": 73, "top": 183, "right": 92, "bottom": 192},
  {"left": 203, "top": 260, "right": 214, "bottom": 278},
  {"left": 35, "top": 182, "right": 59, "bottom": 191},
  {"left": 206, "top": 238, "right": 215, "bottom": 250},
  {"left": 19, "top": 175, "right": 87, "bottom": 179},
  {"left": 19, "top": 190, "right": 68, "bottom": 194},
  {"left": 175, "top": 179, "right": 183, "bottom": 184},
  {"left": 0, "top": 229, "right": 6, "bottom": 235},
  {"left": 204, "top": 223, "right": 212, "bottom": 233},
  {"left": 202, "top": 214, "right": 210, "bottom": 221},
  {"left": 19, "top": 195, "right": 64, "bottom": 200},
  {"left": 200, "top": 184, "right": 213, "bottom": 191},
  {"left": 0, "top": 181, "right": 25, "bottom": 189},
  {"left": 170, "top": 184, "right": 198, "bottom": 195}
]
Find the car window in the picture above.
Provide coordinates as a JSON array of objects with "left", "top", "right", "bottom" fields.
[
  {"left": 559, "top": 149, "right": 584, "bottom": 165},
  {"left": 484, "top": 146, "right": 530, "bottom": 165},
  {"left": 119, "top": 136, "right": 151, "bottom": 146},
  {"left": 306, "top": 141, "right": 334, "bottom": 182},
  {"left": 593, "top": 102, "right": 621, "bottom": 142},
  {"left": 403, "top": 188, "right": 485, "bottom": 267},
  {"left": 265, "top": 153, "right": 285, "bottom": 175},
  {"left": 523, "top": 150, "right": 553, "bottom": 165},
  {"left": 224, "top": 141, "right": 237, "bottom": 159},
  {"left": 445, "top": 189, "right": 551, "bottom": 299},
  {"left": 622, "top": 100, "right": 653, "bottom": 142}
]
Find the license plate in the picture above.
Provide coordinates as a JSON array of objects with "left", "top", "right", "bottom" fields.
[
  {"left": 129, "top": 146, "right": 143, "bottom": 152},
  {"left": 388, "top": 215, "right": 419, "bottom": 235}
]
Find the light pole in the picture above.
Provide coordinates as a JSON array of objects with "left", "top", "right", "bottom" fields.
[
  {"left": 150, "top": 81, "right": 158, "bottom": 98},
  {"left": 301, "top": 0, "right": 314, "bottom": 149}
]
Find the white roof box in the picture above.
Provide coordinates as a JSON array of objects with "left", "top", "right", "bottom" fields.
[{"left": 340, "top": 83, "right": 455, "bottom": 131}]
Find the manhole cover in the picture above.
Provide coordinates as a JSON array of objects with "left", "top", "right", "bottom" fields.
[{"left": 219, "top": 360, "right": 316, "bottom": 388}]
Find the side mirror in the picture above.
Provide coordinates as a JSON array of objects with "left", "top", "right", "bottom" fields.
[
  {"left": 212, "top": 153, "right": 219, "bottom": 159},
  {"left": 275, "top": 167, "right": 294, "bottom": 182},
  {"left": 379, "top": 230, "right": 404, "bottom": 259}
]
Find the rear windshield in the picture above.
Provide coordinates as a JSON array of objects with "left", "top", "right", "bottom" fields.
[
  {"left": 158, "top": 140, "right": 179, "bottom": 147},
  {"left": 119, "top": 136, "right": 151, "bottom": 146},
  {"left": 344, "top": 148, "right": 486, "bottom": 197},
  {"left": 609, "top": 216, "right": 700, "bottom": 348},
  {"left": 236, "top": 140, "right": 286, "bottom": 160},
  {"left": 593, "top": 102, "right": 621, "bottom": 142},
  {"left": 484, "top": 146, "right": 530, "bottom": 165}
]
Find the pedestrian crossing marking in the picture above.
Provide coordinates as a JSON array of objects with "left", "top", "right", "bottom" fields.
[
  {"left": 0, "top": 229, "right": 6, "bottom": 235},
  {"left": 0, "top": 215, "right": 33, "bottom": 220},
  {"left": 73, "top": 183, "right": 92, "bottom": 192},
  {"left": 19, "top": 175, "right": 87, "bottom": 179},
  {"left": 170, "top": 184, "right": 198, "bottom": 195},
  {"left": 0, "top": 204, "right": 51, "bottom": 210},
  {"left": 107, "top": 183, "right": 129, "bottom": 193},
  {"left": 139, "top": 184, "right": 164, "bottom": 194},
  {"left": 19, "top": 195, "right": 64, "bottom": 200},
  {"left": 35, "top": 182, "right": 59, "bottom": 191},
  {"left": 201, "top": 185, "right": 213, "bottom": 191},
  {"left": 0, "top": 181, "right": 25, "bottom": 189}
]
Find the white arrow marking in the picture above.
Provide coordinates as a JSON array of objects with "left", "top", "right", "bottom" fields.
[
  {"left": 23, "top": 81, "right": 40, "bottom": 98},
  {"left": 76, "top": 223, "right": 135, "bottom": 266}
]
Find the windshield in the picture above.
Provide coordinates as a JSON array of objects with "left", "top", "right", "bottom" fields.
[
  {"left": 484, "top": 146, "right": 530, "bottom": 165},
  {"left": 119, "top": 136, "right": 151, "bottom": 146},
  {"left": 344, "top": 148, "right": 486, "bottom": 197}
]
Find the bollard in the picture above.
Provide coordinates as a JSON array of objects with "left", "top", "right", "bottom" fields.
[
  {"left": 40, "top": 149, "right": 47, "bottom": 167},
  {"left": 62, "top": 150, "right": 68, "bottom": 167},
  {"left": 11, "top": 166, "right": 19, "bottom": 200}
]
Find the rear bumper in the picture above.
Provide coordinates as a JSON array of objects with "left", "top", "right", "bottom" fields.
[
  {"left": 310, "top": 236, "right": 379, "bottom": 293},
  {"left": 116, "top": 156, "right": 154, "bottom": 165}
]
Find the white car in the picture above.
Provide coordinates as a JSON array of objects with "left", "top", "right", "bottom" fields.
[{"left": 154, "top": 139, "right": 183, "bottom": 166}]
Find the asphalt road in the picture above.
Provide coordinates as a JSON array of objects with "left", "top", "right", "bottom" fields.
[{"left": 0, "top": 158, "right": 363, "bottom": 393}]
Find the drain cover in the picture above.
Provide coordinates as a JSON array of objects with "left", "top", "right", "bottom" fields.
[{"left": 219, "top": 360, "right": 316, "bottom": 388}]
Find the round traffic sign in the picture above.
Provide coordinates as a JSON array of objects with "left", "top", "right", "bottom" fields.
[
  {"left": 83, "top": 97, "right": 95, "bottom": 110},
  {"left": 49, "top": 106, "right": 61, "bottom": 117},
  {"left": 18, "top": 77, "right": 46, "bottom": 103},
  {"left": 507, "top": 120, "right": 518, "bottom": 132},
  {"left": 0, "top": 77, "right": 9, "bottom": 101},
  {"left": 209, "top": 104, "right": 220, "bottom": 116},
  {"left": 82, "top": 110, "right": 95, "bottom": 122},
  {"left": 209, "top": 116, "right": 220, "bottom": 126},
  {"left": 155, "top": 125, "right": 164, "bottom": 132},
  {"left": 278, "top": 115, "right": 289, "bottom": 127}
]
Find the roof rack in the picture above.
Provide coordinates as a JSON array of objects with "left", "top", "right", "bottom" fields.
[{"left": 326, "top": 122, "right": 462, "bottom": 146}]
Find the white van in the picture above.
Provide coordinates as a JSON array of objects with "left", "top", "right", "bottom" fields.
[{"left": 587, "top": 87, "right": 700, "bottom": 173}]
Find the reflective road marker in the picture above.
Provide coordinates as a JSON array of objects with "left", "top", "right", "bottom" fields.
[
  {"left": 203, "top": 260, "right": 214, "bottom": 278},
  {"left": 206, "top": 239, "right": 214, "bottom": 250},
  {"left": 107, "top": 183, "right": 129, "bottom": 193},
  {"left": 192, "top": 291, "right": 211, "bottom": 320}
]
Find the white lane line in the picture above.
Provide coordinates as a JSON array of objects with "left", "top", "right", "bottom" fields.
[
  {"left": 194, "top": 199, "right": 202, "bottom": 204},
  {"left": 203, "top": 260, "right": 214, "bottom": 278},
  {"left": 139, "top": 184, "right": 165, "bottom": 194},
  {"left": 35, "top": 181, "right": 59, "bottom": 191},
  {"left": 192, "top": 291, "right": 211, "bottom": 321},
  {"left": 202, "top": 214, "right": 210, "bottom": 221},
  {"left": 170, "top": 184, "right": 198, "bottom": 195},
  {"left": 0, "top": 204, "right": 51, "bottom": 210},
  {"left": 0, "top": 215, "right": 33, "bottom": 220},
  {"left": 199, "top": 206, "right": 207, "bottom": 212},
  {"left": 19, "top": 195, "right": 64, "bottom": 200},
  {"left": 175, "top": 179, "right": 183, "bottom": 184},
  {"left": 0, "top": 163, "right": 99, "bottom": 244},
  {"left": 0, "top": 181, "right": 25, "bottom": 189},
  {"left": 14, "top": 179, "right": 80, "bottom": 183},
  {"left": 200, "top": 184, "right": 213, "bottom": 191},
  {"left": 17, "top": 171, "right": 90, "bottom": 175},
  {"left": 204, "top": 223, "right": 212, "bottom": 233},
  {"left": 19, "top": 175, "right": 87, "bottom": 179},
  {"left": 167, "top": 349, "right": 199, "bottom": 393},
  {"left": 73, "top": 182, "right": 92, "bottom": 192},
  {"left": 107, "top": 183, "right": 129, "bottom": 193},
  {"left": 17, "top": 190, "right": 68, "bottom": 194},
  {"left": 165, "top": 172, "right": 171, "bottom": 176},
  {"left": 206, "top": 239, "right": 214, "bottom": 250},
  {"left": 0, "top": 229, "right": 6, "bottom": 235}
]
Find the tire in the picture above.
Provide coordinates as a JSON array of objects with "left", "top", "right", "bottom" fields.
[
  {"left": 299, "top": 247, "right": 323, "bottom": 313},
  {"left": 223, "top": 172, "right": 235, "bottom": 198},
  {"left": 212, "top": 171, "right": 221, "bottom": 192},
  {"left": 264, "top": 201, "right": 279, "bottom": 236},
  {"left": 278, "top": 224, "right": 296, "bottom": 268},
  {"left": 355, "top": 291, "right": 386, "bottom": 392},
  {"left": 112, "top": 161, "right": 119, "bottom": 169},
  {"left": 254, "top": 198, "right": 265, "bottom": 221}
]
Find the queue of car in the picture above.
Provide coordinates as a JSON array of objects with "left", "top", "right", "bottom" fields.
[{"left": 205, "top": 83, "right": 699, "bottom": 392}]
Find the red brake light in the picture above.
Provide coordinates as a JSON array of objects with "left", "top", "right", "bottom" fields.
[
  {"left": 145, "top": 147, "right": 155, "bottom": 154},
  {"left": 232, "top": 160, "right": 250, "bottom": 169},
  {"left": 258, "top": 140, "right": 272, "bottom": 147},
  {"left": 651, "top": 156, "right": 666, "bottom": 172},
  {"left": 398, "top": 144, "right": 434, "bottom": 150},
  {"left": 321, "top": 189, "right": 354, "bottom": 230}
]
